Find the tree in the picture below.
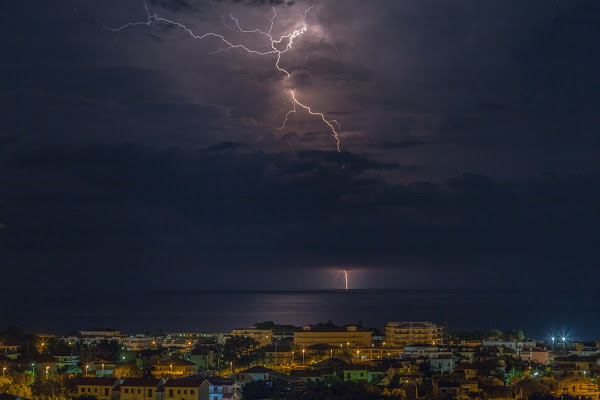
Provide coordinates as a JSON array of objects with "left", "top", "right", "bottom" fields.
[
  {"left": 73, "top": 395, "right": 99, "bottom": 400},
  {"left": 382, "top": 388, "right": 407, "bottom": 399},
  {"left": 0, "top": 376, "right": 33, "bottom": 399},
  {"left": 97, "top": 339, "right": 122, "bottom": 359},
  {"left": 113, "top": 363, "right": 143, "bottom": 378},
  {"left": 518, "top": 377, "right": 557, "bottom": 399},
  {"left": 222, "top": 336, "right": 262, "bottom": 370}
]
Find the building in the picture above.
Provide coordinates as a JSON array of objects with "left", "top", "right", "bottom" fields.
[
  {"left": 93, "top": 358, "right": 120, "bottom": 377},
  {"left": 453, "top": 364, "right": 478, "bottom": 380},
  {"left": 123, "top": 335, "right": 159, "bottom": 351},
  {"left": 182, "top": 348, "right": 215, "bottom": 371},
  {"left": 433, "top": 381, "right": 479, "bottom": 400},
  {"left": 76, "top": 377, "right": 123, "bottom": 400},
  {"left": 519, "top": 348, "right": 550, "bottom": 364},
  {"left": 153, "top": 357, "right": 197, "bottom": 378},
  {"left": 260, "top": 344, "right": 293, "bottom": 367},
  {"left": 69, "top": 329, "right": 128, "bottom": 345},
  {"left": 342, "top": 368, "right": 384, "bottom": 383},
  {"left": 120, "top": 378, "right": 165, "bottom": 400},
  {"left": 167, "top": 333, "right": 226, "bottom": 345},
  {"left": 199, "top": 377, "right": 241, "bottom": 400},
  {"left": 481, "top": 340, "right": 536, "bottom": 354},
  {"left": 231, "top": 329, "right": 272, "bottom": 347},
  {"left": 354, "top": 348, "right": 403, "bottom": 362},
  {"left": 385, "top": 322, "right": 444, "bottom": 347},
  {"left": 430, "top": 355, "right": 455, "bottom": 374},
  {"left": 294, "top": 326, "right": 372, "bottom": 349},
  {"left": 230, "top": 366, "right": 276, "bottom": 386},
  {"left": 556, "top": 375, "right": 599, "bottom": 399},
  {"left": 162, "top": 378, "right": 204, "bottom": 400},
  {"left": 53, "top": 354, "right": 79, "bottom": 371}
]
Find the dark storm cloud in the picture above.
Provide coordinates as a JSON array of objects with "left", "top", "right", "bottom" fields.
[
  {"left": 1, "top": 1, "right": 600, "bottom": 291},
  {"left": 3, "top": 143, "right": 599, "bottom": 289}
]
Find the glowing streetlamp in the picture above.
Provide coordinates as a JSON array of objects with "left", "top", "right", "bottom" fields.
[
  {"left": 102, "top": 363, "right": 105, "bottom": 377},
  {"left": 302, "top": 349, "right": 305, "bottom": 366},
  {"left": 2, "top": 367, "right": 6, "bottom": 377},
  {"left": 85, "top": 365, "right": 89, "bottom": 375},
  {"left": 406, "top": 380, "right": 419, "bottom": 399},
  {"left": 45, "top": 366, "right": 49, "bottom": 379},
  {"left": 170, "top": 364, "right": 173, "bottom": 372}
]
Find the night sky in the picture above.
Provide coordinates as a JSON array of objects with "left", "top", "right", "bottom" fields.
[{"left": 1, "top": 1, "right": 599, "bottom": 293}]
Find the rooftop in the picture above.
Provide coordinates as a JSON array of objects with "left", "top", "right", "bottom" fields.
[
  {"left": 239, "top": 366, "right": 275, "bottom": 374},
  {"left": 162, "top": 379, "right": 204, "bottom": 388},
  {"left": 121, "top": 378, "right": 163, "bottom": 387},
  {"left": 155, "top": 357, "right": 196, "bottom": 367},
  {"left": 76, "top": 377, "right": 120, "bottom": 386}
]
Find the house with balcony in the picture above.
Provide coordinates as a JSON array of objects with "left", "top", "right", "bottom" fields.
[{"left": 385, "top": 322, "right": 444, "bottom": 347}]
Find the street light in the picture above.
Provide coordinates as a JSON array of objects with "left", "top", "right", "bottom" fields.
[
  {"left": 45, "top": 366, "right": 49, "bottom": 379},
  {"left": 2, "top": 367, "right": 6, "bottom": 377},
  {"left": 302, "top": 349, "right": 305, "bottom": 366},
  {"left": 85, "top": 365, "right": 89, "bottom": 375},
  {"left": 405, "top": 380, "right": 418, "bottom": 399},
  {"left": 42, "top": 380, "right": 55, "bottom": 400},
  {"left": 102, "top": 363, "right": 105, "bottom": 377}
]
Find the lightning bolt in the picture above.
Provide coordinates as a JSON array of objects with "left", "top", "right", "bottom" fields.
[
  {"left": 335, "top": 269, "right": 349, "bottom": 290},
  {"left": 97, "top": 1, "right": 342, "bottom": 151}
]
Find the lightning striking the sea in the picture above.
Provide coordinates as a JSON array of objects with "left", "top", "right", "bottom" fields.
[
  {"left": 336, "top": 269, "right": 349, "bottom": 290},
  {"left": 99, "top": 1, "right": 342, "bottom": 151}
]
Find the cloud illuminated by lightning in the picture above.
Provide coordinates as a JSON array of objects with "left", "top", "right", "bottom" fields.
[{"left": 98, "top": 1, "right": 342, "bottom": 152}]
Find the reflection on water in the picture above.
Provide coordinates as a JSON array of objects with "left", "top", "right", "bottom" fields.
[{"left": 2, "top": 289, "right": 597, "bottom": 339}]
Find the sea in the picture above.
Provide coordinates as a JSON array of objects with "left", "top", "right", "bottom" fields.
[{"left": 2, "top": 289, "right": 597, "bottom": 340}]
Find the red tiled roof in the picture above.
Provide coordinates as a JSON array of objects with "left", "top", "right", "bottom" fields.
[
  {"left": 155, "top": 357, "right": 196, "bottom": 367},
  {"left": 121, "top": 378, "right": 163, "bottom": 387},
  {"left": 77, "top": 377, "right": 120, "bottom": 386},
  {"left": 162, "top": 379, "right": 204, "bottom": 388}
]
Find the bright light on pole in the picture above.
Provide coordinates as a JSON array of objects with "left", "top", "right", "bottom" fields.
[{"left": 406, "top": 380, "right": 419, "bottom": 399}]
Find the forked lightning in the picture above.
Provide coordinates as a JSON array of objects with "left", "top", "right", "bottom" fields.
[{"left": 102, "top": 1, "right": 341, "bottom": 151}]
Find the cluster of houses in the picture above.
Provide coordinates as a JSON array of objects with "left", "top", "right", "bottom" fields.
[{"left": 2, "top": 323, "right": 600, "bottom": 400}]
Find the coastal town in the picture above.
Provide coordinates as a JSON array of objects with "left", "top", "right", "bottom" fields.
[{"left": 0, "top": 322, "right": 598, "bottom": 400}]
